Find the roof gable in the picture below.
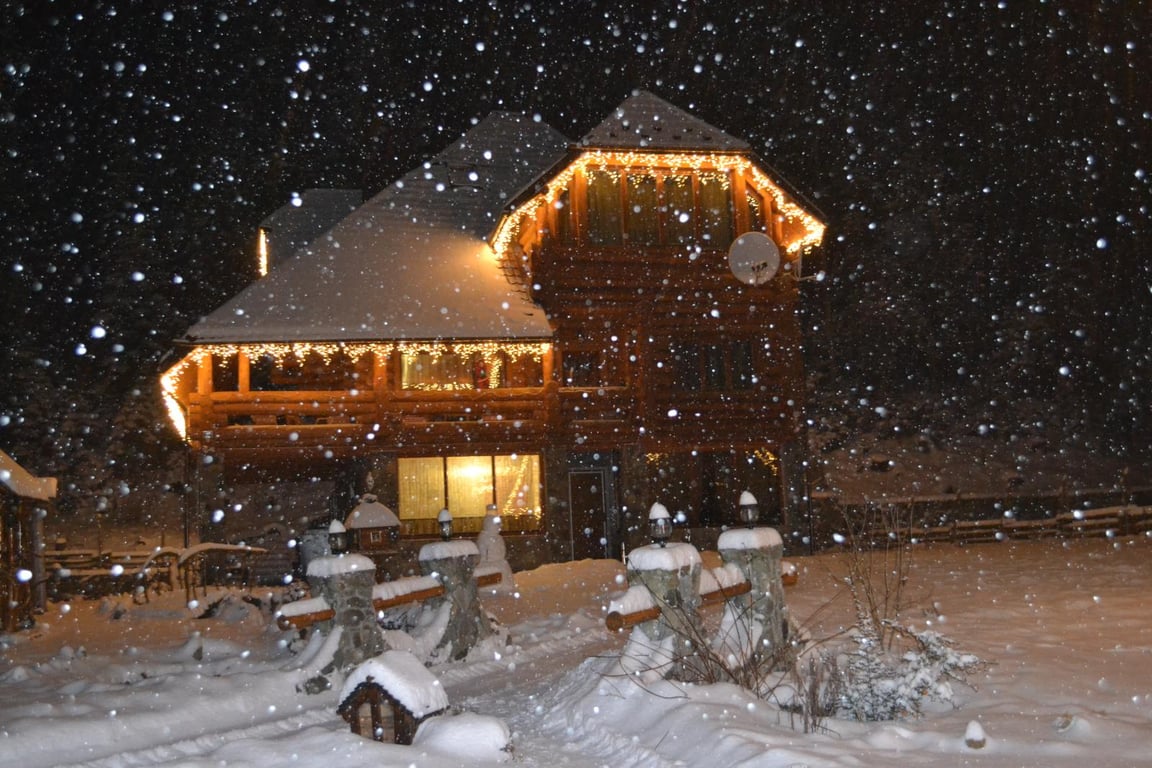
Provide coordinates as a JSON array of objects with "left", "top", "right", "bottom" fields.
[{"left": 579, "top": 90, "right": 750, "bottom": 152}]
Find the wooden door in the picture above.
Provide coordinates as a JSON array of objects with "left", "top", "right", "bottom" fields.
[{"left": 568, "top": 469, "right": 610, "bottom": 561}]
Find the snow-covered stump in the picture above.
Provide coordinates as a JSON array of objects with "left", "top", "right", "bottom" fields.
[
  {"left": 716, "top": 527, "right": 789, "bottom": 672},
  {"left": 418, "top": 540, "right": 491, "bottom": 661},
  {"left": 304, "top": 553, "right": 387, "bottom": 691},
  {"left": 621, "top": 542, "right": 710, "bottom": 683}
]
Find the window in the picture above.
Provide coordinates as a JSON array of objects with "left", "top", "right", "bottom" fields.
[
  {"left": 586, "top": 170, "right": 623, "bottom": 245},
  {"left": 249, "top": 352, "right": 368, "bottom": 392},
  {"left": 746, "top": 188, "right": 766, "bottom": 233},
  {"left": 401, "top": 351, "right": 500, "bottom": 391},
  {"left": 699, "top": 173, "right": 734, "bottom": 247},
  {"left": 663, "top": 174, "right": 695, "bottom": 244},
  {"left": 674, "top": 341, "right": 756, "bottom": 392},
  {"left": 573, "top": 168, "right": 740, "bottom": 248},
  {"left": 212, "top": 353, "right": 238, "bottom": 392},
  {"left": 625, "top": 173, "right": 660, "bottom": 245},
  {"left": 397, "top": 454, "right": 542, "bottom": 534},
  {"left": 671, "top": 342, "right": 701, "bottom": 392},
  {"left": 562, "top": 351, "right": 601, "bottom": 387}
]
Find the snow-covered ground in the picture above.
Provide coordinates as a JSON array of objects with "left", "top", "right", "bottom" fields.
[{"left": 2, "top": 536, "right": 1150, "bottom": 767}]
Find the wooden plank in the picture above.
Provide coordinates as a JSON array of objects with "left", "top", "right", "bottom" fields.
[
  {"left": 278, "top": 575, "right": 501, "bottom": 631},
  {"left": 606, "top": 580, "right": 752, "bottom": 632}
]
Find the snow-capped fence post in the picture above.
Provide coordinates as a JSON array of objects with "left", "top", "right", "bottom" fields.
[
  {"left": 716, "top": 524, "right": 789, "bottom": 671},
  {"left": 618, "top": 514, "right": 710, "bottom": 682},
  {"left": 418, "top": 538, "right": 491, "bottom": 661},
  {"left": 303, "top": 552, "right": 387, "bottom": 692}
]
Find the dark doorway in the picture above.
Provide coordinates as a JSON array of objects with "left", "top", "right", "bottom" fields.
[{"left": 568, "top": 468, "right": 611, "bottom": 560}]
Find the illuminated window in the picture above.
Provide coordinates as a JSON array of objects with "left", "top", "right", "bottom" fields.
[
  {"left": 401, "top": 351, "right": 500, "bottom": 391},
  {"left": 398, "top": 455, "right": 542, "bottom": 535}
]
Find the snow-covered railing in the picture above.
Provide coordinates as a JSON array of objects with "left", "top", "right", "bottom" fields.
[
  {"left": 276, "top": 570, "right": 503, "bottom": 631},
  {"left": 605, "top": 565, "right": 751, "bottom": 632},
  {"left": 604, "top": 554, "right": 799, "bottom": 632}
]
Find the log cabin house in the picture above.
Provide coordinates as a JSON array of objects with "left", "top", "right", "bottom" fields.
[{"left": 160, "top": 92, "right": 824, "bottom": 564}]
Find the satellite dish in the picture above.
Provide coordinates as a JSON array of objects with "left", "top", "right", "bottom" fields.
[{"left": 727, "top": 232, "right": 780, "bottom": 286}]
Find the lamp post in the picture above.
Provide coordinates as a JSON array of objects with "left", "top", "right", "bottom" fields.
[
  {"left": 738, "top": 491, "right": 760, "bottom": 529},
  {"left": 648, "top": 502, "right": 672, "bottom": 547},
  {"left": 437, "top": 508, "right": 453, "bottom": 541},
  {"left": 328, "top": 519, "right": 349, "bottom": 555}
]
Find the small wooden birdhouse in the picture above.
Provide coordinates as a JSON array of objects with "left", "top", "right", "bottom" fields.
[
  {"left": 337, "top": 651, "right": 449, "bottom": 745},
  {"left": 344, "top": 494, "right": 401, "bottom": 551}
]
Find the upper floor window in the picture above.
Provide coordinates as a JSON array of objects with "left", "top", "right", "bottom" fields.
[
  {"left": 402, "top": 351, "right": 498, "bottom": 391},
  {"left": 576, "top": 169, "right": 737, "bottom": 248},
  {"left": 668, "top": 340, "right": 755, "bottom": 392},
  {"left": 250, "top": 351, "right": 368, "bottom": 392}
]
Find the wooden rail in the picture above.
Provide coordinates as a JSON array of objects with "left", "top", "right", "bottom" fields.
[
  {"left": 277, "top": 571, "right": 503, "bottom": 631},
  {"left": 605, "top": 580, "right": 751, "bottom": 632}
]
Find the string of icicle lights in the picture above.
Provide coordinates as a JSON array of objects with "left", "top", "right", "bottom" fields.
[{"left": 490, "top": 149, "right": 826, "bottom": 263}]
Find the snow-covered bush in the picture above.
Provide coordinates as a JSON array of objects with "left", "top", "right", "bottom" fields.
[{"left": 837, "top": 622, "right": 984, "bottom": 721}]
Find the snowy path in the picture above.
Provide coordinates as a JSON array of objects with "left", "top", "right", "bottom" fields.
[{"left": 29, "top": 602, "right": 628, "bottom": 768}]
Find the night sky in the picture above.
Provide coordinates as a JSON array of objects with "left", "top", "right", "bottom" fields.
[{"left": 1, "top": 1, "right": 1149, "bottom": 503}]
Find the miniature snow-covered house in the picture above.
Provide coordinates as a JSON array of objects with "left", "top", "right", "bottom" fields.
[
  {"left": 338, "top": 650, "right": 449, "bottom": 745},
  {"left": 344, "top": 493, "right": 401, "bottom": 551},
  {"left": 160, "top": 91, "right": 825, "bottom": 562}
]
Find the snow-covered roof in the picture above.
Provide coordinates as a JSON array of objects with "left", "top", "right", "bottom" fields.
[
  {"left": 345, "top": 494, "right": 401, "bottom": 529},
  {"left": 0, "top": 450, "right": 56, "bottom": 501},
  {"left": 340, "top": 649, "right": 449, "bottom": 718},
  {"left": 579, "top": 90, "right": 750, "bottom": 152},
  {"left": 184, "top": 112, "right": 569, "bottom": 344},
  {"left": 259, "top": 189, "right": 361, "bottom": 271}
]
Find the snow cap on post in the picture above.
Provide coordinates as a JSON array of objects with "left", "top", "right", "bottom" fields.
[{"left": 648, "top": 502, "right": 673, "bottom": 547}]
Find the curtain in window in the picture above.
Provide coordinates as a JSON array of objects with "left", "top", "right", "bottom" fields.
[
  {"left": 398, "top": 457, "right": 445, "bottom": 520},
  {"left": 586, "top": 170, "right": 622, "bottom": 245},
  {"left": 625, "top": 173, "right": 659, "bottom": 245},
  {"left": 494, "top": 454, "right": 541, "bottom": 527},
  {"left": 447, "top": 456, "right": 494, "bottom": 518},
  {"left": 401, "top": 352, "right": 473, "bottom": 390},
  {"left": 398, "top": 455, "right": 542, "bottom": 532},
  {"left": 699, "top": 173, "right": 734, "bottom": 247},
  {"left": 663, "top": 174, "right": 695, "bottom": 244}
]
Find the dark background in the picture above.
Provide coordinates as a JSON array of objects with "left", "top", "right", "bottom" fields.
[{"left": 2, "top": 1, "right": 1148, "bottom": 512}]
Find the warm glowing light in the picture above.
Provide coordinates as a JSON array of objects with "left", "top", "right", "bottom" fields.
[
  {"left": 752, "top": 447, "right": 780, "bottom": 472},
  {"left": 490, "top": 149, "right": 826, "bottom": 271},
  {"left": 257, "top": 228, "right": 270, "bottom": 277},
  {"left": 159, "top": 340, "right": 553, "bottom": 439}
]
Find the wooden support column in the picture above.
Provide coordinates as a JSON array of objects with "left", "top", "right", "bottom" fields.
[{"left": 238, "top": 352, "right": 251, "bottom": 393}]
